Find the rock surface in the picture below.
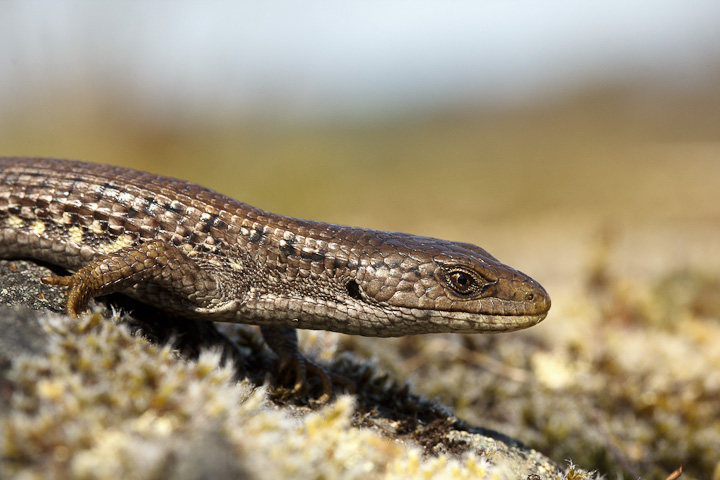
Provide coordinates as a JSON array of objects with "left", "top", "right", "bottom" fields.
[{"left": 0, "top": 259, "right": 588, "bottom": 479}]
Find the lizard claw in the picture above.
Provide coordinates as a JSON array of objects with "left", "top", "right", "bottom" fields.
[
  {"left": 42, "top": 273, "right": 88, "bottom": 317},
  {"left": 261, "top": 326, "right": 357, "bottom": 403},
  {"left": 303, "top": 360, "right": 334, "bottom": 404},
  {"left": 277, "top": 353, "right": 333, "bottom": 403}
]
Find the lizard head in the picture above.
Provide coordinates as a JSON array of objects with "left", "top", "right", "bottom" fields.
[{"left": 346, "top": 233, "right": 551, "bottom": 336}]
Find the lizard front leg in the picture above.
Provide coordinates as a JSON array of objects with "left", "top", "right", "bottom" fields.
[{"left": 42, "top": 239, "right": 220, "bottom": 316}]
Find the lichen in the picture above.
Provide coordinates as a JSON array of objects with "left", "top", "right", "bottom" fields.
[
  {"left": 338, "top": 246, "right": 720, "bottom": 479},
  {"left": 0, "top": 312, "right": 593, "bottom": 479}
]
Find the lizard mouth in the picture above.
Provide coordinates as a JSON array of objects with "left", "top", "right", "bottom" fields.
[{"left": 420, "top": 309, "right": 549, "bottom": 334}]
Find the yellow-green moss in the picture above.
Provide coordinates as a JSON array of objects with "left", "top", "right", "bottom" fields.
[
  {"left": 0, "top": 312, "right": 597, "bottom": 479},
  {"left": 339, "top": 261, "right": 720, "bottom": 479}
]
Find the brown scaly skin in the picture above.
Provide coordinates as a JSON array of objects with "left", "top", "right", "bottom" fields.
[{"left": 0, "top": 157, "right": 551, "bottom": 401}]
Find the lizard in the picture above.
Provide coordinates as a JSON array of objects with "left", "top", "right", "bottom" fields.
[{"left": 0, "top": 157, "right": 551, "bottom": 401}]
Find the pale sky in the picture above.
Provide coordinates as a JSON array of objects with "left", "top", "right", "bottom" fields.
[{"left": 1, "top": 0, "right": 719, "bottom": 120}]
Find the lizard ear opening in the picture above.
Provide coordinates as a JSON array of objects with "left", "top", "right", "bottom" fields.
[{"left": 346, "top": 280, "right": 362, "bottom": 300}]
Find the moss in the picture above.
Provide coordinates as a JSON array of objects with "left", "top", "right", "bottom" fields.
[
  {"left": 0, "top": 312, "right": 595, "bottom": 479},
  {"left": 339, "top": 253, "right": 720, "bottom": 479}
]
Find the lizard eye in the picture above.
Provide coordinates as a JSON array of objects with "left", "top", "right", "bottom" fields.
[{"left": 441, "top": 267, "right": 488, "bottom": 297}]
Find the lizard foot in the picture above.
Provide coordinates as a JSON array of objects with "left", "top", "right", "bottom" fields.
[
  {"left": 275, "top": 352, "right": 356, "bottom": 404},
  {"left": 261, "top": 325, "right": 355, "bottom": 404}
]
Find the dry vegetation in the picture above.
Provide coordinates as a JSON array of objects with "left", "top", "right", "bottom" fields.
[{"left": 2, "top": 79, "right": 720, "bottom": 479}]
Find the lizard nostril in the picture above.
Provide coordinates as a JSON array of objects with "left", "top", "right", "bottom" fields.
[{"left": 525, "top": 292, "right": 535, "bottom": 302}]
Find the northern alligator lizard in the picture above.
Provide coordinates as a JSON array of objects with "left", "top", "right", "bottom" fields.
[{"left": 0, "top": 157, "right": 551, "bottom": 399}]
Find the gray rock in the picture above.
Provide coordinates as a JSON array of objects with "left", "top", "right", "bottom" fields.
[{"left": 0, "top": 259, "right": 573, "bottom": 479}]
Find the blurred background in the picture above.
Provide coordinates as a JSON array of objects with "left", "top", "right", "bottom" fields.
[
  {"left": 2, "top": 1, "right": 720, "bottom": 288},
  {"left": 2, "top": 2, "right": 720, "bottom": 476},
  {"left": 2, "top": 0, "right": 720, "bottom": 313}
]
